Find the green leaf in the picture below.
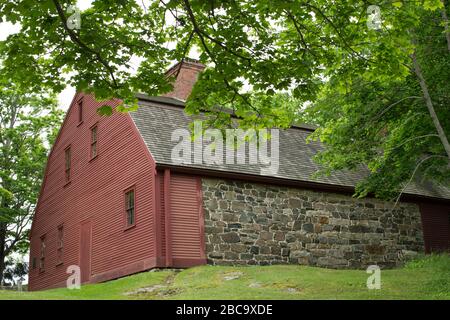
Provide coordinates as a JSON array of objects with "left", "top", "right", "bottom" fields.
[{"left": 96, "top": 105, "right": 113, "bottom": 116}]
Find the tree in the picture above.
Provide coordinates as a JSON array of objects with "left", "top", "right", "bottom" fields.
[
  {"left": 0, "top": 0, "right": 448, "bottom": 198},
  {"left": 305, "top": 4, "right": 450, "bottom": 199},
  {"left": 0, "top": 82, "right": 63, "bottom": 285},
  {"left": 0, "top": 1, "right": 420, "bottom": 119},
  {"left": 2, "top": 257, "right": 28, "bottom": 286}
]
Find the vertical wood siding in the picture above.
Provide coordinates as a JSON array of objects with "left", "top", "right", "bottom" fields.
[
  {"left": 80, "top": 220, "right": 92, "bottom": 283},
  {"left": 154, "top": 171, "right": 206, "bottom": 267},
  {"left": 169, "top": 174, "right": 206, "bottom": 267},
  {"left": 157, "top": 172, "right": 166, "bottom": 259},
  {"left": 420, "top": 203, "right": 450, "bottom": 253},
  {"left": 29, "top": 93, "right": 156, "bottom": 291}
]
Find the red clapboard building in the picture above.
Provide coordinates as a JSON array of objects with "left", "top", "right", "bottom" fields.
[{"left": 29, "top": 59, "right": 450, "bottom": 291}]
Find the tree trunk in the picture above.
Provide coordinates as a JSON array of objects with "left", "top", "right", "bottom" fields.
[
  {"left": 0, "top": 222, "right": 6, "bottom": 285},
  {"left": 411, "top": 52, "right": 450, "bottom": 160},
  {"left": 0, "top": 102, "right": 16, "bottom": 286},
  {"left": 441, "top": 0, "right": 450, "bottom": 52}
]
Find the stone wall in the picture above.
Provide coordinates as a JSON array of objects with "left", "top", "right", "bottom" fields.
[{"left": 202, "top": 178, "right": 424, "bottom": 269}]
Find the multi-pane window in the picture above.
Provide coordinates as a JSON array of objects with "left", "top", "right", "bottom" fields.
[
  {"left": 39, "top": 235, "right": 46, "bottom": 271},
  {"left": 57, "top": 225, "right": 64, "bottom": 265},
  {"left": 78, "top": 99, "right": 83, "bottom": 123},
  {"left": 65, "top": 147, "right": 71, "bottom": 182},
  {"left": 125, "top": 189, "right": 135, "bottom": 227},
  {"left": 448, "top": 213, "right": 450, "bottom": 241},
  {"left": 91, "top": 125, "right": 98, "bottom": 158}
]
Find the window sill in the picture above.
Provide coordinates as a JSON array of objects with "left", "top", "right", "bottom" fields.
[
  {"left": 63, "top": 180, "right": 71, "bottom": 188},
  {"left": 89, "top": 155, "right": 98, "bottom": 163},
  {"left": 77, "top": 121, "right": 84, "bottom": 127},
  {"left": 124, "top": 224, "right": 136, "bottom": 231},
  {"left": 56, "top": 262, "right": 63, "bottom": 267}
]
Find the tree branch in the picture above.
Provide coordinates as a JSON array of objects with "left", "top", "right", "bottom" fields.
[
  {"left": 182, "top": 0, "right": 257, "bottom": 115},
  {"left": 371, "top": 96, "right": 422, "bottom": 123},
  {"left": 285, "top": 10, "right": 311, "bottom": 55},
  {"left": 441, "top": 0, "right": 450, "bottom": 52},
  {"left": 303, "top": 3, "right": 371, "bottom": 63},
  {"left": 179, "top": 0, "right": 251, "bottom": 63},
  {"left": 51, "top": 0, "right": 119, "bottom": 88},
  {"left": 175, "top": 31, "right": 195, "bottom": 78},
  {"left": 386, "top": 134, "right": 439, "bottom": 152},
  {"left": 411, "top": 50, "right": 450, "bottom": 160},
  {"left": 392, "top": 154, "right": 448, "bottom": 210}
]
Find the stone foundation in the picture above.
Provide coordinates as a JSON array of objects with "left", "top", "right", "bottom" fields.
[{"left": 202, "top": 178, "right": 424, "bottom": 269}]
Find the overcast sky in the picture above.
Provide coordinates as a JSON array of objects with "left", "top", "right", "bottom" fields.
[
  {"left": 0, "top": 0, "right": 95, "bottom": 111},
  {"left": 0, "top": 2, "right": 96, "bottom": 282},
  {"left": 0, "top": 0, "right": 193, "bottom": 112}
]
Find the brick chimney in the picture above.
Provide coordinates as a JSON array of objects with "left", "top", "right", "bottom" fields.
[{"left": 163, "top": 58, "right": 205, "bottom": 101}]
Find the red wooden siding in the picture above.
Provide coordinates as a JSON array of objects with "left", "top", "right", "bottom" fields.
[
  {"left": 169, "top": 174, "right": 206, "bottom": 267},
  {"left": 154, "top": 171, "right": 206, "bottom": 268},
  {"left": 80, "top": 220, "right": 92, "bottom": 283},
  {"left": 155, "top": 171, "right": 166, "bottom": 262},
  {"left": 159, "top": 174, "right": 166, "bottom": 259},
  {"left": 164, "top": 169, "right": 173, "bottom": 267},
  {"left": 29, "top": 93, "right": 157, "bottom": 290},
  {"left": 420, "top": 203, "right": 450, "bottom": 253}
]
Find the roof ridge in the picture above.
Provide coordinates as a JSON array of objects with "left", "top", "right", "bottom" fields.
[
  {"left": 129, "top": 97, "right": 450, "bottom": 201},
  {"left": 135, "top": 93, "right": 317, "bottom": 132}
]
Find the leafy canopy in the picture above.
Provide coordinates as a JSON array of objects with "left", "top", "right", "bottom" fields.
[
  {"left": 0, "top": 0, "right": 449, "bottom": 198},
  {"left": 0, "top": 1, "right": 423, "bottom": 121},
  {"left": 0, "top": 81, "right": 63, "bottom": 282},
  {"left": 305, "top": 5, "right": 450, "bottom": 199}
]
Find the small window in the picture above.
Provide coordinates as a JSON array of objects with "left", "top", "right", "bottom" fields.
[
  {"left": 91, "top": 125, "right": 98, "bottom": 159},
  {"left": 125, "top": 189, "right": 135, "bottom": 227},
  {"left": 39, "top": 235, "right": 46, "bottom": 272},
  {"left": 65, "top": 147, "right": 71, "bottom": 183},
  {"left": 32, "top": 257, "right": 37, "bottom": 270},
  {"left": 57, "top": 225, "right": 64, "bottom": 265},
  {"left": 78, "top": 99, "right": 83, "bottom": 124}
]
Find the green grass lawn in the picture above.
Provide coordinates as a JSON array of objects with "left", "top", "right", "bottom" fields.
[{"left": 1, "top": 254, "right": 449, "bottom": 300}]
